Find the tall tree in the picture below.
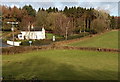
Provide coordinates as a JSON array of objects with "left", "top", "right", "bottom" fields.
[
  {"left": 47, "top": 12, "right": 73, "bottom": 37},
  {"left": 35, "top": 11, "right": 48, "bottom": 29},
  {"left": 47, "top": 7, "right": 53, "bottom": 13},
  {"left": 22, "top": 5, "right": 36, "bottom": 17},
  {"left": 38, "top": 8, "right": 41, "bottom": 12}
]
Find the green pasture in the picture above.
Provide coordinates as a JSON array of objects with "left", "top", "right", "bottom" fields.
[
  {"left": 46, "top": 33, "right": 62, "bottom": 39},
  {"left": 3, "top": 49, "right": 118, "bottom": 80},
  {"left": 68, "top": 30, "right": 118, "bottom": 49}
]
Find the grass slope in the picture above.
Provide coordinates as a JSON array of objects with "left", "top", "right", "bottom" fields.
[
  {"left": 3, "top": 49, "right": 118, "bottom": 80},
  {"left": 68, "top": 30, "right": 118, "bottom": 49}
]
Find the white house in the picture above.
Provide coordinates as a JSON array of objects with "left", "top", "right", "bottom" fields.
[{"left": 18, "top": 28, "right": 45, "bottom": 40}]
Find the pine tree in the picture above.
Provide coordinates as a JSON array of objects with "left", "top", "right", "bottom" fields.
[
  {"left": 41, "top": 8, "right": 45, "bottom": 11},
  {"left": 53, "top": 7, "right": 56, "bottom": 12},
  {"left": 38, "top": 8, "right": 41, "bottom": 12},
  {"left": 22, "top": 5, "right": 36, "bottom": 17},
  {"left": 47, "top": 7, "right": 52, "bottom": 13},
  {"left": 55, "top": 8, "right": 58, "bottom": 12}
]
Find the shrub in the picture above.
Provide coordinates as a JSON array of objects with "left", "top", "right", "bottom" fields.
[
  {"left": 33, "top": 39, "right": 52, "bottom": 46},
  {"left": 67, "top": 32, "right": 89, "bottom": 40},
  {"left": 21, "top": 39, "right": 53, "bottom": 46},
  {"left": 21, "top": 40, "right": 30, "bottom": 46},
  {"left": 90, "top": 29, "right": 97, "bottom": 34}
]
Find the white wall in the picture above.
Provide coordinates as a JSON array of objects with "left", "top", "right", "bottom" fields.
[
  {"left": 18, "top": 28, "right": 46, "bottom": 40},
  {"left": 18, "top": 31, "right": 45, "bottom": 40},
  {"left": 7, "top": 40, "right": 21, "bottom": 46}
]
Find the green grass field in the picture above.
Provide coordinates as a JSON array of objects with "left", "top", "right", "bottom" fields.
[
  {"left": 0, "top": 31, "right": 2, "bottom": 36},
  {"left": 3, "top": 49, "right": 118, "bottom": 80},
  {"left": 2, "top": 30, "right": 119, "bottom": 80},
  {"left": 46, "top": 33, "right": 62, "bottom": 39},
  {"left": 68, "top": 30, "right": 118, "bottom": 49}
]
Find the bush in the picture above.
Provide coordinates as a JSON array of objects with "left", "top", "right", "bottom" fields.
[
  {"left": 21, "top": 40, "right": 30, "bottom": 46},
  {"left": 56, "top": 37, "right": 65, "bottom": 41},
  {"left": 67, "top": 32, "right": 89, "bottom": 40},
  {"left": 90, "top": 29, "right": 97, "bottom": 34},
  {"left": 33, "top": 39, "right": 52, "bottom": 46},
  {"left": 21, "top": 39, "right": 53, "bottom": 46},
  {"left": 85, "top": 28, "right": 90, "bottom": 32}
]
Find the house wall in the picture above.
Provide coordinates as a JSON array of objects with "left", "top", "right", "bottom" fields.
[{"left": 18, "top": 29, "right": 45, "bottom": 40}]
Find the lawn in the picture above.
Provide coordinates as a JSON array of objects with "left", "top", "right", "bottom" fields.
[
  {"left": 68, "top": 30, "right": 118, "bottom": 49},
  {"left": 46, "top": 33, "right": 62, "bottom": 39},
  {"left": 2, "top": 49, "right": 118, "bottom": 80},
  {"left": 0, "top": 31, "right": 2, "bottom": 36}
]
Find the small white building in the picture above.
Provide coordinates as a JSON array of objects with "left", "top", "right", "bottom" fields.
[
  {"left": 7, "top": 40, "right": 21, "bottom": 46},
  {"left": 18, "top": 28, "right": 45, "bottom": 40}
]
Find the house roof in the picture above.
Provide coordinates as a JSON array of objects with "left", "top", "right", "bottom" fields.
[{"left": 22, "top": 27, "right": 43, "bottom": 31}]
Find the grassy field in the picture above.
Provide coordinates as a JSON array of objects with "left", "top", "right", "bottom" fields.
[
  {"left": 46, "top": 33, "right": 62, "bottom": 39},
  {"left": 3, "top": 49, "right": 118, "bottom": 80},
  {"left": 68, "top": 30, "right": 118, "bottom": 49},
  {"left": 2, "top": 30, "right": 119, "bottom": 80},
  {"left": 0, "top": 31, "right": 2, "bottom": 36}
]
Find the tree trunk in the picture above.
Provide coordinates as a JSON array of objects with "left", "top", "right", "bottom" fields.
[
  {"left": 85, "top": 18, "right": 87, "bottom": 30},
  {"left": 88, "top": 18, "right": 91, "bottom": 30},
  {"left": 84, "top": 18, "right": 85, "bottom": 32}
]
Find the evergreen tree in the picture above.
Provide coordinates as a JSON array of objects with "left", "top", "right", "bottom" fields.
[
  {"left": 38, "top": 8, "right": 41, "bottom": 12},
  {"left": 64, "top": 6, "right": 68, "bottom": 12},
  {"left": 41, "top": 8, "right": 45, "bottom": 11},
  {"left": 55, "top": 8, "right": 58, "bottom": 12},
  {"left": 22, "top": 5, "right": 36, "bottom": 17},
  {"left": 53, "top": 7, "right": 56, "bottom": 12},
  {"left": 47, "top": 7, "right": 52, "bottom": 13}
]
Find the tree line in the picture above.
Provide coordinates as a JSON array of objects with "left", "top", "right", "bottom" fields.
[{"left": 1, "top": 5, "right": 119, "bottom": 37}]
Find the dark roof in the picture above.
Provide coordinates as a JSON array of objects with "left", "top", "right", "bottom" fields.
[{"left": 22, "top": 27, "right": 42, "bottom": 31}]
